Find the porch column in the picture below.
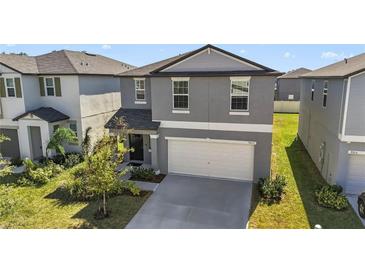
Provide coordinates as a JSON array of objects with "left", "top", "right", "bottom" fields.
[{"left": 150, "top": 134, "right": 159, "bottom": 171}]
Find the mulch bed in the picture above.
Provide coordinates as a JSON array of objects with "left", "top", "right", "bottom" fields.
[{"left": 129, "top": 174, "right": 166, "bottom": 184}]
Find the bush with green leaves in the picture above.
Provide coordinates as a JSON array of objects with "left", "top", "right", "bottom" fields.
[
  {"left": 258, "top": 175, "right": 287, "bottom": 205},
  {"left": 10, "top": 158, "right": 23, "bottom": 167},
  {"left": 315, "top": 185, "right": 348, "bottom": 210},
  {"left": 18, "top": 159, "right": 63, "bottom": 186},
  {"left": 63, "top": 168, "right": 140, "bottom": 201},
  {"left": 130, "top": 167, "right": 155, "bottom": 181}
]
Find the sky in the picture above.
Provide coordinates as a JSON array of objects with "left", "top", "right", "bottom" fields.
[{"left": 1, "top": 44, "right": 365, "bottom": 73}]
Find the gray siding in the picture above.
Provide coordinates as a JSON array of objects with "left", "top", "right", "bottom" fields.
[
  {"left": 276, "top": 78, "right": 300, "bottom": 101},
  {"left": 79, "top": 75, "right": 120, "bottom": 95},
  {"left": 163, "top": 49, "right": 261, "bottom": 72},
  {"left": 298, "top": 78, "right": 347, "bottom": 184},
  {"left": 151, "top": 76, "right": 275, "bottom": 124},
  {"left": 120, "top": 78, "right": 151, "bottom": 109},
  {"left": 157, "top": 128, "right": 272, "bottom": 182},
  {"left": 345, "top": 72, "right": 365, "bottom": 136}
]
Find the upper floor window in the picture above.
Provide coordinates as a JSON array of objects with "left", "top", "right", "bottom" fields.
[
  {"left": 5, "top": 78, "right": 15, "bottom": 97},
  {"left": 45, "top": 77, "right": 55, "bottom": 96},
  {"left": 322, "top": 80, "right": 328, "bottom": 108},
  {"left": 311, "top": 80, "right": 315, "bottom": 101},
  {"left": 230, "top": 78, "right": 249, "bottom": 111},
  {"left": 172, "top": 79, "right": 189, "bottom": 109},
  {"left": 135, "top": 79, "right": 146, "bottom": 101}
]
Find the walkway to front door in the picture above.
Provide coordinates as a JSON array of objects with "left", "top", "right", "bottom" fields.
[
  {"left": 126, "top": 174, "right": 253, "bottom": 229},
  {"left": 129, "top": 134, "right": 144, "bottom": 161}
]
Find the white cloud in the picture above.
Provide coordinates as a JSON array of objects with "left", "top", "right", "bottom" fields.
[
  {"left": 321, "top": 51, "right": 354, "bottom": 60},
  {"left": 283, "top": 52, "right": 295, "bottom": 59},
  {"left": 321, "top": 51, "right": 338, "bottom": 59},
  {"left": 240, "top": 49, "right": 246, "bottom": 54},
  {"left": 101, "top": 44, "right": 111, "bottom": 50}
]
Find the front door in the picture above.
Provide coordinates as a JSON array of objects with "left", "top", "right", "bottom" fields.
[
  {"left": 29, "top": 126, "right": 43, "bottom": 160},
  {"left": 129, "top": 134, "right": 144, "bottom": 161}
]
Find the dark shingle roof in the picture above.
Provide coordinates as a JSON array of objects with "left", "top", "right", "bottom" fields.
[
  {"left": 119, "top": 44, "right": 282, "bottom": 77},
  {"left": 278, "top": 67, "right": 312, "bottom": 79},
  {"left": 13, "top": 107, "right": 70, "bottom": 123},
  {"left": 302, "top": 52, "right": 365, "bottom": 78},
  {"left": 119, "top": 53, "right": 191, "bottom": 77},
  {"left": 0, "top": 50, "right": 135, "bottom": 75},
  {"left": 105, "top": 108, "right": 160, "bottom": 131}
]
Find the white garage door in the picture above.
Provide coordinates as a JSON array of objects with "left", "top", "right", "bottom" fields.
[
  {"left": 346, "top": 154, "right": 365, "bottom": 194},
  {"left": 167, "top": 137, "right": 255, "bottom": 181}
]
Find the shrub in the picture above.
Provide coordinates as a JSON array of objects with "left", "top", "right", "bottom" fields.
[
  {"left": 20, "top": 159, "right": 63, "bottom": 185},
  {"left": 64, "top": 153, "right": 83, "bottom": 168},
  {"left": 63, "top": 166, "right": 141, "bottom": 201},
  {"left": 315, "top": 185, "right": 348, "bottom": 210},
  {"left": 130, "top": 167, "right": 155, "bottom": 181},
  {"left": 10, "top": 158, "right": 23, "bottom": 167},
  {"left": 258, "top": 175, "right": 287, "bottom": 205}
]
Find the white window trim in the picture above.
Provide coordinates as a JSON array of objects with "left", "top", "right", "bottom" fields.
[
  {"left": 229, "top": 111, "right": 250, "bottom": 116},
  {"left": 134, "top": 101, "right": 147, "bottom": 105},
  {"left": 230, "top": 77, "right": 250, "bottom": 112},
  {"left": 134, "top": 78, "right": 146, "bottom": 101},
  {"left": 44, "top": 77, "right": 55, "bottom": 97},
  {"left": 164, "top": 136, "right": 257, "bottom": 146},
  {"left": 172, "top": 79, "right": 189, "bottom": 111},
  {"left": 322, "top": 80, "right": 328, "bottom": 108},
  {"left": 4, "top": 77, "right": 16, "bottom": 98}
]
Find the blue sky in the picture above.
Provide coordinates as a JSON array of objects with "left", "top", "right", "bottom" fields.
[{"left": 1, "top": 44, "right": 365, "bottom": 72}]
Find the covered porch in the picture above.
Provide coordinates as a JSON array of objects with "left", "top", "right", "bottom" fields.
[
  {"left": 105, "top": 108, "right": 160, "bottom": 171},
  {"left": 13, "top": 107, "right": 71, "bottom": 160}
]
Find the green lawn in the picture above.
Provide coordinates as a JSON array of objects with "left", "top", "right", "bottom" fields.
[
  {"left": 249, "top": 113, "right": 363, "bottom": 229},
  {"left": 0, "top": 165, "right": 150, "bottom": 229}
]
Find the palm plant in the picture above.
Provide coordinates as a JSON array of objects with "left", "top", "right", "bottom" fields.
[{"left": 46, "top": 128, "right": 77, "bottom": 160}]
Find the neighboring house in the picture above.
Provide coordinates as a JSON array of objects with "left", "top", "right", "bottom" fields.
[
  {"left": 106, "top": 44, "right": 282, "bottom": 182},
  {"left": 274, "top": 67, "right": 311, "bottom": 113},
  {"left": 298, "top": 53, "right": 365, "bottom": 194},
  {"left": 0, "top": 51, "right": 133, "bottom": 160}
]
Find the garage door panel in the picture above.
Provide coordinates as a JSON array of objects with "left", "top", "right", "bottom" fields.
[
  {"left": 168, "top": 138, "right": 254, "bottom": 181},
  {"left": 0, "top": 128, "right": 20, "bottom": 159},
  {"left": 347, "top": 155, "right": 365, "bottom": 194}
]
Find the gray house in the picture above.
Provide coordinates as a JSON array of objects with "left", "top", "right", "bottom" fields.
[
  {"left": 274, "top": 67, "right": 311, "bottom": 113},
  {"left": 106, "top": 45, "right": 282, "bottom": 182},
  {"left": 0, "top": 51, "right": 133, "bottom": 160},
  {"left": 298, "top": 53, "right": 365, "bottom": 194}
]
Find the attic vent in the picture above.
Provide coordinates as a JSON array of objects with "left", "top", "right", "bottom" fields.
[{"left": 84, "top": 52, "right": 96, "bottom": 57}]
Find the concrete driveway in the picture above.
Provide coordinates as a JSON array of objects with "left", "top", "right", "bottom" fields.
[{"left": 126, "top": 174, "right": 253, "bottom": 229}]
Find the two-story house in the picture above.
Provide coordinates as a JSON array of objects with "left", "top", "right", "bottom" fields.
[
  {"left": 298, "top": 53, "right": 365, "bottom": 194},
  {"left": 106, "top": 45, "right": 282, "bottom": 182},
  {"left": 0, "top": 50, "right": 133, "bottom": 160},
  {"left": 274, "top": 67, "right": 311, "bottom": 113}
]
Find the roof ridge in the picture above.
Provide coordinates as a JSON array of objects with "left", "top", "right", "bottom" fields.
[{"left": 61, "top": 50, "right": 79, "bottom": 74}]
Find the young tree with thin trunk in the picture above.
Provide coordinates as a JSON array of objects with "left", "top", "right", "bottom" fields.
[{"left": 46, "top": 128, "right": 77, "bottom": 161}]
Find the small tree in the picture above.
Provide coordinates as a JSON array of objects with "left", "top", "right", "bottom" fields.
[
  {"left": 87, "top": 135, "right": 122, "bottom": 218},
  {"left": 0, "top": 134, "right": 13, "bottom": 177},
  {"left": 46, "top": 128, "right": 77, "bottom": 160}
]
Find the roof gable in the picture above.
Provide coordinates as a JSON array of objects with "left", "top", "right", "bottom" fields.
[{"left": 154, "top": 45, "right": 275, "bottom": 73}]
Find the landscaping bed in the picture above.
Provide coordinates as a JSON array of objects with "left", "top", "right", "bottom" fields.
[
  {"left": 129, "top": 166, "right": 166, "bottom": 183},
  {"left": 0, "top": 164, "right": 150, "bottom": 229}
]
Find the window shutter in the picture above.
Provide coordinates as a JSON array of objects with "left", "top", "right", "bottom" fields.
[
  {"left": 39, "top": 77, "right": 45, "bottom": 96},
  {"left": 55, "top": 77, "right": 62, "bottom": 97},
  {"left": 15, "top": 78, "right": 22, "bottom": 98},
  {"left": 0, "top": 78, "right": 5, "bottom": 97}
]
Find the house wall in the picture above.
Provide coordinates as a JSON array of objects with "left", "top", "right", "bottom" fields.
[
  {"left": 276, "top": 78, "right": 301, "bottom": 101},
  {"left": 298, "top": 77, "right": 347, "bottom": 184},
  {"left": 120, "top": 77, "right": 152, "bottom": 109},
  {"left": 156, "top": 128, "right": 272, "bottom": 182},
  {"left": 163, "top": 49, "right": 261, "bottom": 72},
  {"left": 344, "top": 72, "right": 365, "bottom": 136},
  {"left": 151, "top": 76, "right": 275, "bottom": 125},
  {"left": 79, "top": 75, "right": 122, "bottom": 145}
]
